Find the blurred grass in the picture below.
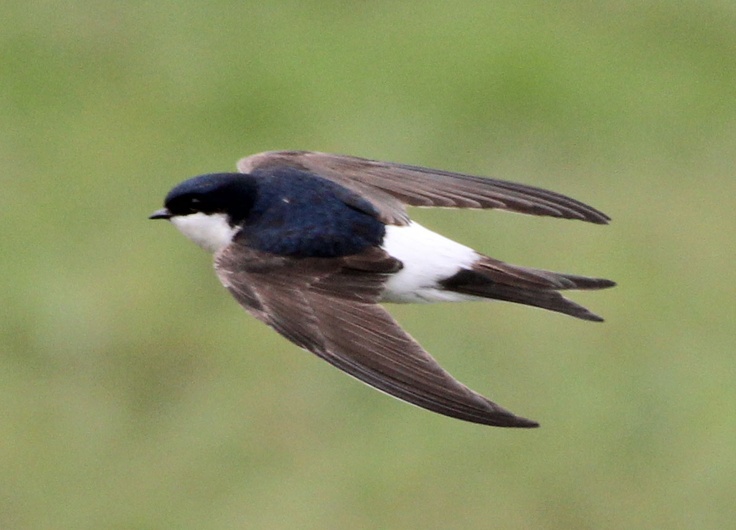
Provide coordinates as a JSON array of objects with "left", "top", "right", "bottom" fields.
[{"left": 2, "top": 1, "right": 735, "bottom": 528}]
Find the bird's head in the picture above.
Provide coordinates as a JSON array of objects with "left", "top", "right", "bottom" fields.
[{"left": 150, "top": 173, "right": 256, "bottom": 253}]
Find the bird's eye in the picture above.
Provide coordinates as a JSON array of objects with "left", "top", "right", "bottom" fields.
[{"left": 186, "top": 197, "right": 201, "bottom": 213}]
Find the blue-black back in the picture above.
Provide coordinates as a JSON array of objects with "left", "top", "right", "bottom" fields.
[{"left": 243, "top": 167, "right": 386, "bottom": 258}]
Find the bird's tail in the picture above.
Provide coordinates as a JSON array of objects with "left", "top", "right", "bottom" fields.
[{"left": 439, "top": 256, "right": 615, "bottom": 322}]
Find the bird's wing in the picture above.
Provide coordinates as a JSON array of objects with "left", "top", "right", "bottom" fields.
[
  {"left": 214, "top": 243, "right": 538, "bottom": 428},
  {"left": 238, "top": 150, "right": 610, "bottom": 226}
]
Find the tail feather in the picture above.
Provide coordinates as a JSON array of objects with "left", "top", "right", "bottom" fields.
[{"left": 440, "top": 257, "right": 615, "bottom": 322}]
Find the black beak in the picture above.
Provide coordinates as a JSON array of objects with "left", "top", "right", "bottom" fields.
[{"left": 149, "top": 208, "right": 172, "bottom": 220}]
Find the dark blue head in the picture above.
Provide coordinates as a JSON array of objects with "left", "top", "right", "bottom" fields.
[
  {"left": 151, "top": 168, "right": 386, "bottom": 258},
  {"left": 157, "top": 173, "right": 257, "bottom": 226}
]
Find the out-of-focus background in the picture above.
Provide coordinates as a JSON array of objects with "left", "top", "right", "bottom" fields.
[{"left": 2, "top": 2, "right": 735, "bottom": 528}]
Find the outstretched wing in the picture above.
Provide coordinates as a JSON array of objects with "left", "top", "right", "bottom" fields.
[
  {"left": 215, "top": 243, "right": 538, "bottom": 428},
  {"left": 238, "top": 150, "right": 610, "bottom": 226}
]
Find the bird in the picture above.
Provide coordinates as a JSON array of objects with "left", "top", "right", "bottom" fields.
[{"left": 150, "top": 151, "right": 614, "bottom": 428}]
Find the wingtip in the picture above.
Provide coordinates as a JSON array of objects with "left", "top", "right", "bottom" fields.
[
  {"left": 583, "top": 208, "right": 611, "bottom": 225},
  {"left": 507, "top": 416, "right": 540, "bottom": 428},
  {"left": 478, "top": 400, "right": 540, "bottom": 428},
  {"left": 463, "top": 408, "right": 539, "bottom": 428}
]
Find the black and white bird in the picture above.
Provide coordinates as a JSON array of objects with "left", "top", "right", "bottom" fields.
[{"left": 150, "top": 151, "right": 614, "bottom": 428}]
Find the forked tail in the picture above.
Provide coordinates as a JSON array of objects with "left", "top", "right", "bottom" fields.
[{"left": 439, "top": 256, "right": 615, "bottom": 321}]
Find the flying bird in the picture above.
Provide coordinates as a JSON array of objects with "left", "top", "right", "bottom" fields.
[{"left": 150, "top": 151, "right": 614, "bottom": 428}]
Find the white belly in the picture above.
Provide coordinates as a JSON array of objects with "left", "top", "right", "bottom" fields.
[{"left": 380, "top": 222, "right": 481, "bottom": 303}]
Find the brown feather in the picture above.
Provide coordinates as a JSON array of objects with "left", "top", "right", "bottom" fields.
[
  {"left": 215, "top": 245, "right": 538, "bottom": 428},
  {"left": 440, "top": 256, "right": 616, "bottom": 322},
  {"left": 237, "top": 151, "right": 611, "bottom": 226}
]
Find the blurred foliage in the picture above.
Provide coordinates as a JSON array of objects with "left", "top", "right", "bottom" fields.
[{"left": 2, "top": 1, "right": 735, "bottom": 528}]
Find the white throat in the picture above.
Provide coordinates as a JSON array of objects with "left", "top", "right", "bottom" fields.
[{"left": 170, "top": 212, "right": 238, "bottom": 253}]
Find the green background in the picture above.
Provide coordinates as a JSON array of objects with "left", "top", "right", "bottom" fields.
[{"left": 2, "top": 1, "right": 735, "bottom": 528}]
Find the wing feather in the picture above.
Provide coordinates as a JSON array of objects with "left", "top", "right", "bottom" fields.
[
  {"left": 238, "top": 150, "right": 610, "bottom": 226},
  {"left": 215, "top": 244, "right": 538, "bottom": 428}
]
